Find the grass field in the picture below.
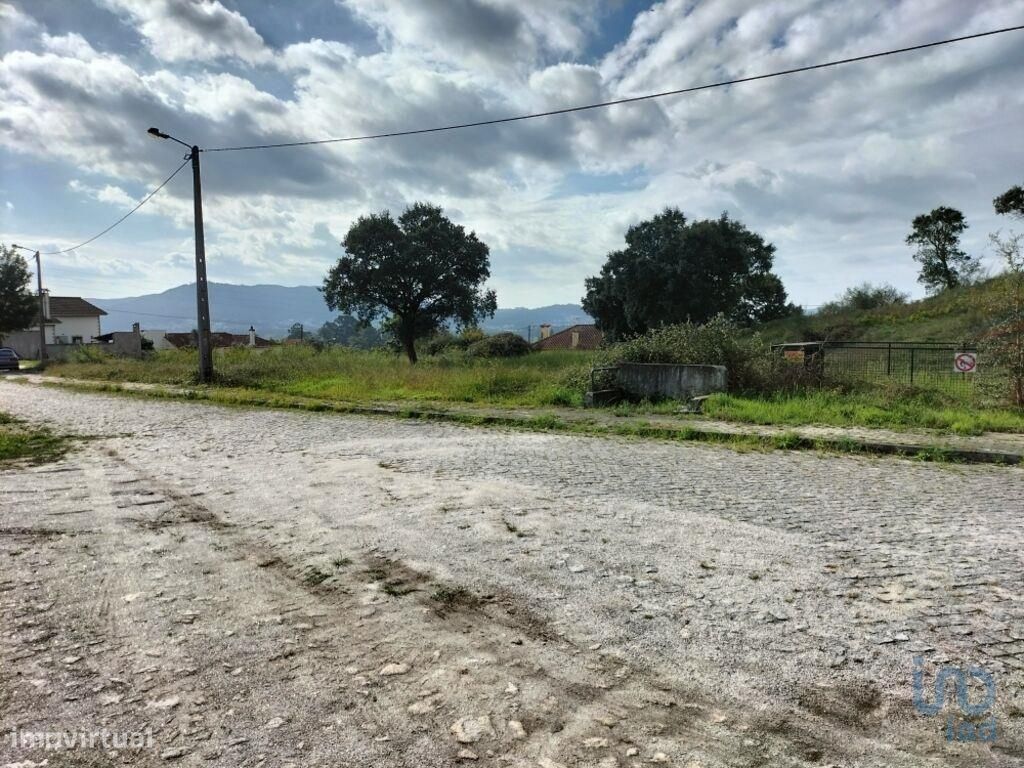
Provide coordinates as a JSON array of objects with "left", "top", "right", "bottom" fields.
[
  {"left": 759, "top": 275, "right": 1006, "bottom": 345},
  {"left": 49, "top": 346, "right": 596, "bottom": 408},
  {"left": 0, "top": 412, "right": 74, "bottom": 465},
  {"left": 46, "top": 345, "right": 1024, "bottom": 435},
  {"left": 698, "top": 390, "right": 1024, "bottom": 435}
]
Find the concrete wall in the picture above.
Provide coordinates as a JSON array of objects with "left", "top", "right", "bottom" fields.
[
  {"left": 52, "top": 316, "right": 102, "bottom": 344},
  {"left": 616, "top": 363, "right": 727, "bottom": 400},
  {"left": 142, "top": 330, "right": 175, "bottom": 350},
  {"left": 107, "top": 331, "right": 143, "bottom": 358},
  {"left": 2, "top": 330, "right": 41, "bottom": 357},
  {"left": 42, "top": 344, "right": 78, "bottom": 361}
]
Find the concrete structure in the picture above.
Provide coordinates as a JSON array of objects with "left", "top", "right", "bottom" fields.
[
  {"left": 587, "top": 363, "right": 728, "bottom": 406},
  {"left": 617, "top": 363, "right": 727, "bottom": 400},
  {"left": 142, "top": 330, "right": 176, "bottom": 350},
  {"left": 94, "top": 323, "right": 143, "bottom": 358}
]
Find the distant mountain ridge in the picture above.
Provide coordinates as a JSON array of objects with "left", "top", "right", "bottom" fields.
[{"left": 89, "top": 283, "right": 592, "bottom": 340}]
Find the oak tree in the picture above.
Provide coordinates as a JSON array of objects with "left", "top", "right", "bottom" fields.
[
  {"left": 582, "top": 209, "right": 789, "bottom": 340},
  {"left": 0, "top": 245, "right": 37, "bottom": 343},
  {"left": 323, "top": 203, "right": 496, "bottom": 363}
]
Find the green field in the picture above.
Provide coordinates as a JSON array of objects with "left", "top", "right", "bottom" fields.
[
  {"left": 45, "top": 344, "right": 1024, "bottom": 436},
  {"left": 43, "top": 275, "right": 1024, "bottom": 437},
  {"left": 49, "top": 346, "right": 596, "bottom": 408},
  {"left": 699, "top": 390, "right": 1024, "bottom": 435}
]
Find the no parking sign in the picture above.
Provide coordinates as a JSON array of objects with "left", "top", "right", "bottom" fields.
[{"left": 954, "top": 352, "right": 977, "bottom": 373}]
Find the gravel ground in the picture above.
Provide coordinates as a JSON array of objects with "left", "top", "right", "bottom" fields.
[{"left": 1, "top": 381, "right": 1022, "bottom": 767}]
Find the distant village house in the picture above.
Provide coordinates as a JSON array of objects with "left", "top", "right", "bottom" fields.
[
  {"left": 533, "top": 323, "right": 603, "bottom": 351},
  {"left": 3, "top": 292, "right": 107, "bottom": 358}
]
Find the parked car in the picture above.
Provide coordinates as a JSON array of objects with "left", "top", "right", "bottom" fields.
[{"left": 0, "top": 348, "right": 21, "bottom": 372}]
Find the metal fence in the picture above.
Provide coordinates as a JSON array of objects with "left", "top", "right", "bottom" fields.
[{"left": 771, "top": 341, "right": 981, "bottom": 393}]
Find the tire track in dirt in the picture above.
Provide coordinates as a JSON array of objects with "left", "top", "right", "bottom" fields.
[
  {"left": 3, "top": 385, "right": 1017, "bottom": 766},
  {"left": 40, "top": 448, "right": 963, "bottom": 767}
]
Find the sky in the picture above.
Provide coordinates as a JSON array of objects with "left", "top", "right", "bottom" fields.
[{"left": 1, "top": 0, "right": 1023, "bottom": 309}]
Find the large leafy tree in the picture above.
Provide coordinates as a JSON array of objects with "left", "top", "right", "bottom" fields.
[
  {"left": 323, "top": 203, "right": 496, "bottom": 363},
  {"left": 905, "top": 207, "right": 979, "bottom": 293},
  {"left": 994, "top": 184, "right": 1024, "bottom": 220},
  {"left": 581, "top": 209, "right": 789, "bottom": 339},
  {"left": 0, "top": 244, "right": 37, "bottom": 342}
]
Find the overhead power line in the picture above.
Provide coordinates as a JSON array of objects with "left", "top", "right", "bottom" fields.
[
  {"left": 24, "top": 157, "right": 190, "bottom": 256},
  {"left": 204, "top": 25, "right": 1024, "bottom": 153},
  {"left": 12, "top": 24, "right": 1022, "bottom": 259}
]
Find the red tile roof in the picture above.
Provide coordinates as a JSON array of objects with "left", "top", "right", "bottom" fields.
[
  {"left": 533, "top": 324, "right": 603, "bottom": 351},
  {"left": 49, "top": 297, "right": 107, "bottom": 317}
]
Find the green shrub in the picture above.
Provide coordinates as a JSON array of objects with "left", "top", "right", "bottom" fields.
[
  {"left": 67, "top": 345, "right": 109, "bottom": 364},
  {"left": 422, "top": 327, "right": 488, "bottom": 357},
  {"left": 600, "top": 316, "right": 771, "bottom": 392},
  {"left": 467, "top": 332, "right": 532, "bottom": 359}
]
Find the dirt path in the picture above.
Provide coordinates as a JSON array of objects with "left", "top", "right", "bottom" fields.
[{"left": 1, "top": 382, "right": 1022, "bottom": 767}]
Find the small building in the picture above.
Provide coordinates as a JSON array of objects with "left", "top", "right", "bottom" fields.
[
  {"left": 3, "top": 293, "right": 107, "bottom": 358},
  {"left": 34, "top": 294, "right": 107, "bottom": 345},
  {"left": 93, "top": 323, "right": 143, "bottom": 358},
  {"left": 533, "top": 323, "right": 604, "bottom": 351}
]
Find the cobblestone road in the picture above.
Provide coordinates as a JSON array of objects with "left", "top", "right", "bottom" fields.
[{"left": 1, "top": 382, "right": 1021, "bottom": 767}]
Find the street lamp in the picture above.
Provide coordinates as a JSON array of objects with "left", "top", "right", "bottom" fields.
[
  {"left": 148, "top": 127, "right": 214, "bottom": 383},
  {"left": 11, "top": 244, "right": 47, "bottom": 364}
]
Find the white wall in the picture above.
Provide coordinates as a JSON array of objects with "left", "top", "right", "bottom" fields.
[{"left": 51, "top": 316, "right": 102, "bottom": 343}]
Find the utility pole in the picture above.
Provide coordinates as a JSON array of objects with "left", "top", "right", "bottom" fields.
[
  {"left": 34, "top": 251, "right": 47, "bottom": 363},
  {"left": 149, "top": 128, "right": 213, "bottom": 383},
  {"left": 11, "top": 244, "right": 47, "bottom": 363},
  {"left": 190, "top": 145, "right": 213, "bottom": 383}
]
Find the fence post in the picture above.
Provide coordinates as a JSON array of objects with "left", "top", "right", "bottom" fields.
[
  {"left": 909, "top": 348, "right": 915, "bottom": 385},
  {"left": 886, "top": 343, "right": 892, "bottom": 377}
]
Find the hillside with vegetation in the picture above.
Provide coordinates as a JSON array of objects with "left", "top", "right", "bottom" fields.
[{"left": 759, "top": 276, "right": 1010, "bottom": 345}]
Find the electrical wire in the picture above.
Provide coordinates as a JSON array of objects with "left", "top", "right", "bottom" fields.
[
  {"left": 203, "top": 25, "right": 1024, "bottom": 153},
  {"left": 22, "top": 157, "right": 190, "bottom": 256},
  {"left": 12, "top": 25, "right": 1023, "bottom": 260}
]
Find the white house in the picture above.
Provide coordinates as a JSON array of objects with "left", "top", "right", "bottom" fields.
[
  {"left": 32, "top": 294, "right": 107, "bottom": 344},
  {"left": 4, "top": 293, "right": 108, "bottom": 357}
]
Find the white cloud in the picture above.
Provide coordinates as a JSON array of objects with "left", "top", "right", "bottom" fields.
[
  {"left": 341, "top": 0, "right": 599, "bottom": 70},
  {"left": 0, "top": 2, "right": 42, "bottom": 51},
  {"left": 3, "top": 0, "right": 1024, "bottom": 306},
  {"left": 101, "top": 0, "right": 269, "bottom": 64},
  {"left": 41, "top": 32, "right": 99, "bottom": 60}
]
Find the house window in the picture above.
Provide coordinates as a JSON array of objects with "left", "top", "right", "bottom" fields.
[{"left": 72, "top": 336, "right": 83, "bottom": 344}]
